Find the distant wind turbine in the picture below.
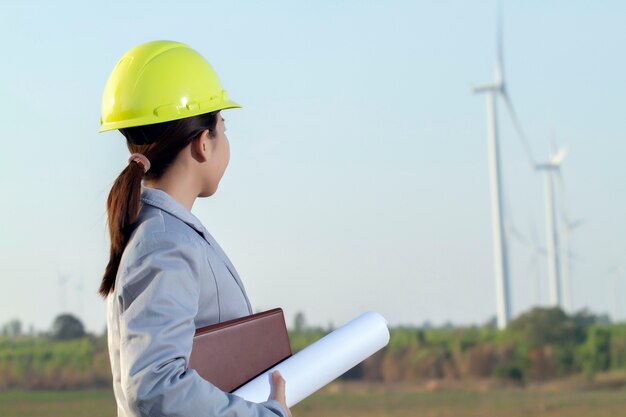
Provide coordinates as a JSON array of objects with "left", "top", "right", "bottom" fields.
[
  {"left": 75, "top": 275, "right": 85, "bottom": 318},
  {"left": 472, "top": 14, "right": 531, "bottom": 329},
  {"left": 560, "top": 217, "right": 584, "bottom": 312},
  {"left": 58, "top": 273, "right": 70, "bottom": 313},
  {"left": 554, "top": 165, "right": 584, "bottom": 312},
  {"left": 535, "top": 147, "right": 567, "bottom": 308},
  {"left": 509, "top": 216, "right": 546, "bottom": 307},
  {"left": 608, "top": 267, "right": 624, "bottom": 323}
]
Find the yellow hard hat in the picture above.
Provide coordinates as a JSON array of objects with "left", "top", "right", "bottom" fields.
[{"left": 99, "top": 40, "right": 240, "bottom": 132}]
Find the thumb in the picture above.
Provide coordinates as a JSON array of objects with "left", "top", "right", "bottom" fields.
[{"left": 271, "top": 370, "right": 286, "bottom": 398}]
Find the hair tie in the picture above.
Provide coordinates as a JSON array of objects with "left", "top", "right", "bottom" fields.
[{"left": 128, "top": 153, "right": 151, "bottom": 173}]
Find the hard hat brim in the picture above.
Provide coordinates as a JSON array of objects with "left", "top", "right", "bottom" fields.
[{"left": 99, "top": 99, "right": 241, "bottom": 133}]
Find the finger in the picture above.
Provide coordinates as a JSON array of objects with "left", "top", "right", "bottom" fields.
[
  {"left": 273, "top": 370, "right": 285, "bottom": 383},
  {"left": 271, "top": 371, "right": 286, "bottom": 398},
  {"left": 271, "top": 372, "right": 290, "bottom": 416}
]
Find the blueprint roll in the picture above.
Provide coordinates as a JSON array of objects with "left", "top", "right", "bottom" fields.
[{"left": 232, "top": 311, "right": 390, "bottom": 407}]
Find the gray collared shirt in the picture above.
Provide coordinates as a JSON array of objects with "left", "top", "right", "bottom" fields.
[{"left": 106, "top": 187, "right": 287, "bottom": 417}]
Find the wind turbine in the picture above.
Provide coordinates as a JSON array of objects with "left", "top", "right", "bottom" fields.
[
  {"left": 509, "top": 216, "right": 546, "bottom": 307},
  {"left": 559, "top": 216, "right": 584, "bottom": 312},
  {"left": 75, "top": 275, "right": 85, "bottom": 319},
  {"left": 535, "top": 147, "right": 567, "bottom": 308},
  {"left": 58, "top": 273, "right": 70, "bottom": 313},
  {"left": 473, "top": 15, "right": 530, "bottom": 329},
  {"left": 608, "top": 267, "right": 624, "bottom": 323},
  {"left": 554, "top": 164, "right": 584, "bottom": 312}
]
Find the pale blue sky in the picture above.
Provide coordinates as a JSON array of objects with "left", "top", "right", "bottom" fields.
[{"left": 0, "top": 1, "right": 624, "bottom": 333}]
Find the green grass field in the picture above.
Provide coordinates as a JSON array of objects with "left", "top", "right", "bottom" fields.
[
  {"left": 0, "top": 390, "right": 116, "bottom": 417},
  {"left": 1, "top": 381, "right": 626, "bottom": 417}
]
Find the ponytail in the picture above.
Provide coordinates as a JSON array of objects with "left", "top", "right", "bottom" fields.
[
  {"left": 99, "top": 111, "right": 219, "bottom": 297},
  {"left": 99, "top": 162, "right": 145, "bottom": 297}
]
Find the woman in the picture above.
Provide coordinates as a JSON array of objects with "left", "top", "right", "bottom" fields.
[{"left": 99, "top": 40, "right": 292, "bottom": 417}]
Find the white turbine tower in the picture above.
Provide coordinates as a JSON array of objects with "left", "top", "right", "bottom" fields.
[
  {"left": 535, "top": 147, "right": 567, "bottom": 308},
  {"left": 555, "top": 168, "right": 584, "bottom": 313},
  {"left": 559, "top": 215, "right": 584, "bottom": 312},
  {"left": 473, "top": 17, "right": 530, "bottom": 329},
  {"left": 608, "top": 267, "right": 625, "bottom": 323},
  {"left": 58, "top": 273, "right": 70, "bottom": 313}
]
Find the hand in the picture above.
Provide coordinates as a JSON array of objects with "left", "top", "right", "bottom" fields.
[{"left": 271, "top": 370, "right": 292, "bottom": 417}]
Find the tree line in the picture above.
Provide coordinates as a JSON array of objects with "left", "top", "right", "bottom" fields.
[
  {"left": 0, "top": 307, "right": 625, "bottom": 390},
  {"left": 345, "top": 308, "right": 626, "bottom": 384}
]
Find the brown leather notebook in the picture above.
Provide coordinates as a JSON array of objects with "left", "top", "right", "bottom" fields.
[{"left": 189, "top": 308, "right": 292, "bottom": 392}]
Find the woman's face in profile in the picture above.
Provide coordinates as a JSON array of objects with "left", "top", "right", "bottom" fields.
[{"left": 199, "top": 113, "right": 230, "bottom": 197}]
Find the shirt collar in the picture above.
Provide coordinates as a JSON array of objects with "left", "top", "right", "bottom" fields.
[
  {"left": 140, "top": 187, "right": 208, "bottom": 238},
  {"left": 140, "top": 187, "right": 252, "bottom": 313}
]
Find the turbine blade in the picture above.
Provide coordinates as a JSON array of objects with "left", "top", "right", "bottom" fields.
[
  {"left": 502, "top": 91, "right": 535, "bottom": 166},
  {"left": 529, "top": 215, "right": 545, "bottom": 255},
  {"left": 526, "top": 255, "right": 539, "bottom": 279},
  {"left": 569, "top": 218, "right": 587, "bottom": 230},
  {"left": 495, "top": 3, "right": 504, "bottom": 85},
  {"left": 529, "top": 214, "right": 540, "bottom": 246},
  {"left": 554, "top": 169, "right": 585, "bottom": 228},
  {"left": 551, "top": 147, "right": 568, "bottom": 166},
  {"left": 528, "top": 215, "right": 547, "bottom": 255},
  {"left": 508, "top": 224, "right": 531, "bottom": 247}
]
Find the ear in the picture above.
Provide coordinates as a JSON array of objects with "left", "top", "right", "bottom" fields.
[{"left": 190, "top": 130, "right": 211, "bottom": 163}]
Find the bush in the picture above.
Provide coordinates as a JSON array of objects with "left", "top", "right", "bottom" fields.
[
  {"left": 579, "top": 325, "right": 611, "bottom": 380},
  {"left": 51, "top": 314, "right": 86, "bottom": 341}
]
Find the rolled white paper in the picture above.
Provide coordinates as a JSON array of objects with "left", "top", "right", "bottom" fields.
[{"left": 233, "top": 311, "right": 389, "bottom": 407}]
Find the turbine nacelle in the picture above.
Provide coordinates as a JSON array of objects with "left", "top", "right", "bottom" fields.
[
  {"left": 472, "top": 81, "right": 503, "bottom": 94},
  {"left": 535, "top": 163, "right": 559, "bottom": 171},
  {"left": 550, "top": 147, "right": 568, "bottom": 166},
  {"left": 535, "top": 147, "right": 568, "bottom": 171}
]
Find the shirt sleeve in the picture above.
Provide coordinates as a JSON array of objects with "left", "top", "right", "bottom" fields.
[{"left": 117, "top": 231, "right": 288, "bottom": 417}]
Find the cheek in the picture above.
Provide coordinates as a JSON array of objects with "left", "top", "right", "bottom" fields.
[{"left": 223, "top": 138, "right": 231, "bottom": 167}]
